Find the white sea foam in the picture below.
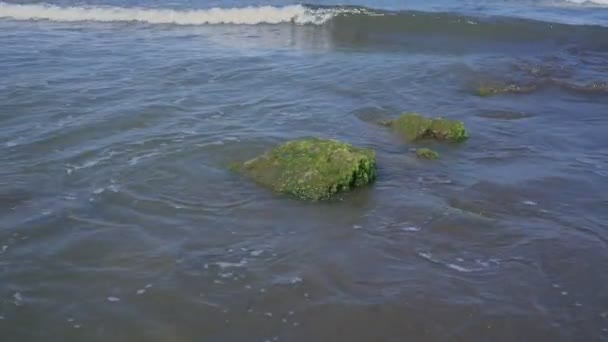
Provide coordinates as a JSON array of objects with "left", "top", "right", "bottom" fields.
[
  {"left": 128, "top": 152, "right": 160, "bottom": 166},
  {"left": 522, "top": 200, "right": 538, "bottom": 206},
  {"left": 418, "top": 252, "right": 494, "bottom": 273},
  {"left": 565, "top": 0, "right": 608, "bottom": 5},
  {"left": 0, "top": 3, "right": 351, "bottom": 25},
  {"left": 446, "top": 263, "right": 475, "bottom": 273},
  {"left": 250, "top": 249, "right": 264, "bottom": 257},
  {"left": 401, "top": 225, "right": 421, "bottom": 232},
  {"left": 215, "top": 259, "right": 247, "bottom": 269},
  {"left": 13, "top": 292, "right": 23, "bottom": 305}
]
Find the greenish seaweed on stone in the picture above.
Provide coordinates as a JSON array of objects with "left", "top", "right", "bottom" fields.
[
  {"left": 386, "top": 113, "right": 468, "bottom": 142},
  {"left": 233, "top": 138, "right": 377, "bottom": 201},
  {"left": 416, "top": 148, "right": 439, "bottom": 160}
]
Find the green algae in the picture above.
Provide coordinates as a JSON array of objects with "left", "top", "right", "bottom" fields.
[
  {"left": 416, "top": 148, "right": 439, "bottom": 160},
  {"left": 235, "top": 138, "right": 377, "bottom": 201},
  {"left": 386, "top": 113, "right": 468, "bottom": 142}
]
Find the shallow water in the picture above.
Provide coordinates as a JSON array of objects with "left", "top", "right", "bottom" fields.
[{"left": 1, "top": 0, "right": 608, "bottom": 341}]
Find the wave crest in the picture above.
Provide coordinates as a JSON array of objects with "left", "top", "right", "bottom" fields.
[
  {"left": 565, "top": 0, "right": 608, "bottom": 5},
  {"left": 0, "top": 2, "right": 362, "bottom": 25}
]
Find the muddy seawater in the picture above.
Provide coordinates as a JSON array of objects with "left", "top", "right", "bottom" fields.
[{"left": 1, "top": 0, "right": 608, "bottom": 341}]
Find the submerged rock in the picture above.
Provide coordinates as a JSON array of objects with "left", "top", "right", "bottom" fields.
[
  {"left": 234, "top": 138, "right": 376, "bottom": 201},
  {"left": 477, "top": 80, "right": 608, "bottom": 97},
  {"left": 416, "top": 148, "right": 439, "bottom": 160},
  {"left": 385, "top": 113, "right": 468, "bottom": 142}
]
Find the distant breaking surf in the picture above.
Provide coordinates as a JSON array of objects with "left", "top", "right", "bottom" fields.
[
  {"left": 564, "top": 0, "right": 608, "bottom": 5},
  {"left": 0, "top": 2, "right": 367, "bottom": 25}
]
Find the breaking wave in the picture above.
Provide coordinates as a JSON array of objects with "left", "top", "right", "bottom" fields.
[
  {"left": 564, "top": 0, "right": 608, "bottom": 5},
  {"left": 1, "top": 2, "right": 606, "bottom": 42},
  {"left": 0, "top": 2, "right": 375, "bottom": 25}
]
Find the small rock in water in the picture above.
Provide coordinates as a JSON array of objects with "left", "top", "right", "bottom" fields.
[
  {"left": 385, "top": 113, "right": 468, "bottom": 142},
  {"left": 107, "top": 296, "right": 120, "bottom": 302},
  {"left": 232, "top": 138, "right": 377, "bottom": 200},
  {"left": 415, "top": 148, "right": 439, "bottom": 160}
]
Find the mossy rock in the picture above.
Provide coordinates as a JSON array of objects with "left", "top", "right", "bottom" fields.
[
  {"left": 416, "top": 148, "right": 439, "bottom": 160},
  {"left": 386, "top": 113, "right": 468, "bottom": 142},
  {"left": 234, "top": 138, "right": 376, "bottom": 201}
]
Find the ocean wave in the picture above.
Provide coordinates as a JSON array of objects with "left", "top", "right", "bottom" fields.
[
  {"left": 1, "top": 2, "right": 606, "bottom": 40},
  {"left": 564, "top": 0, "right": 608, "bottom": 5},
  {"left": 0, "top": 2, "right": 372, "bottom": 25}
]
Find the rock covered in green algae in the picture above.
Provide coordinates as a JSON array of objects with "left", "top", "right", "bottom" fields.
[
  {"left": 386, "top": 113, "right": 468, "bottom": 142},
  {"left": 235, "top": 138, "right": 377, "bottom": 201},
  {"left": 416, "top": 148, "right": 439, "bottom": 160}
]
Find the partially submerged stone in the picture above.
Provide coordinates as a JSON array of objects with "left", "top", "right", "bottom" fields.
[
  {"left": 235, "top": 138, "right": 376, "bottom": 201},
  {"left": 386, "top": 113, "right": 468, "bottom": 142},
  {"left": 416, "top": 148, "right": 439, "bottom": 160}
]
